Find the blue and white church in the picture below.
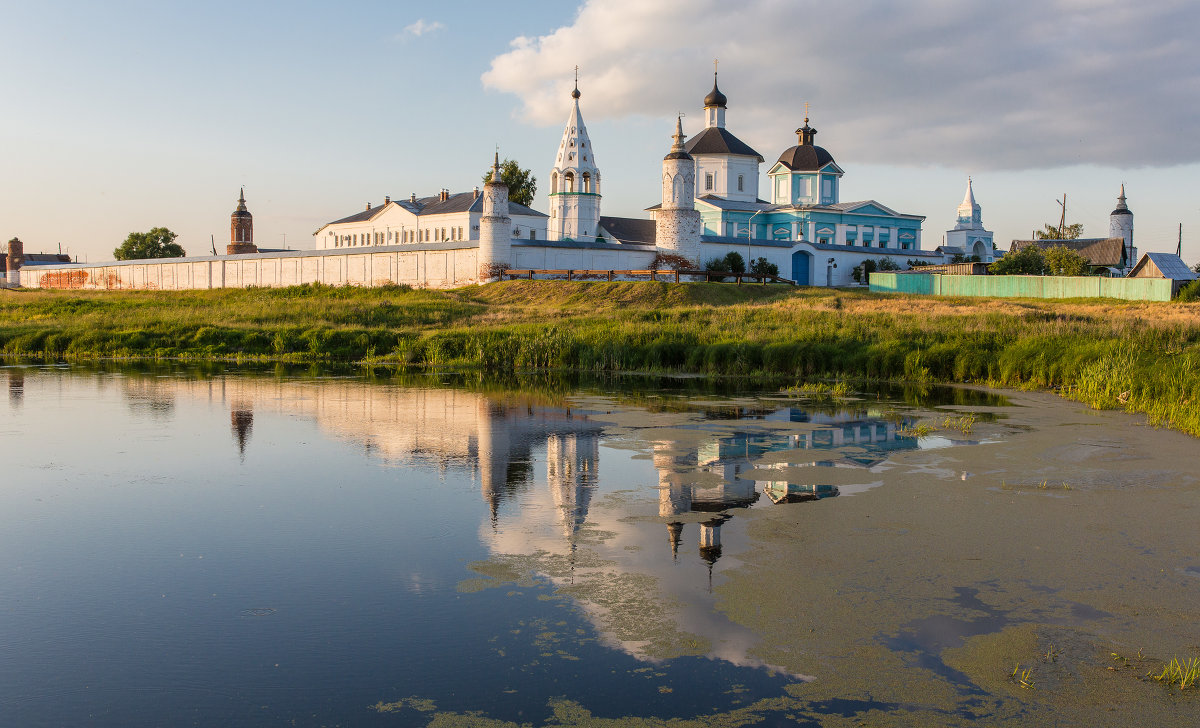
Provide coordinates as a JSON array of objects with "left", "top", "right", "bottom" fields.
[{"left": 649, "top": 73, "right": 942, "bottom": 285}]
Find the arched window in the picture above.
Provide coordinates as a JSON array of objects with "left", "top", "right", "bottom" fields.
[
  {"left": 582, "top": 172, "right": 591, "bottom": 193},
  {"left": 551, "top": 171, "right": 558, "bottom": 192},
  {"left": 564, "top": 172, "right": 575, "bottom": 192}
]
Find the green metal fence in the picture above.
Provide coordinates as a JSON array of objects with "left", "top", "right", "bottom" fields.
[{"left": 869, "top": 273, "right": 1173, "bottom": 301}]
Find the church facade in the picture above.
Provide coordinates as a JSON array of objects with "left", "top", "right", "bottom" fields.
[{"left": 647, "top": 73, "right": 940, "bottom": 285}]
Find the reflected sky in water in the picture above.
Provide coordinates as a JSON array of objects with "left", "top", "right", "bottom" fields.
[{"left": 0, "top": 365, "right": 998, "bottom": 727}]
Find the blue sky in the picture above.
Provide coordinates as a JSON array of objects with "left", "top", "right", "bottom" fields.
[{"left": 2, "top": 0, "right": 1197, "bottom": 263}]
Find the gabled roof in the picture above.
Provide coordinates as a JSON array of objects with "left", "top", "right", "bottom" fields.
[
  {"left": 692, "top": 195, "right": 772, "bottom": 212},
  {"left": 324, "top": 192, "right": 547, "bottom": 228},
  {"left": 1128, "top": 252, "right": 1197, "bottom": 281},
  {"left": 328, "top": 204, "right": 389, "bottom": 225},
  {"left": 684, "top": 127, "right": 764, "bottom": 162},
  {"left": 827, "top": 200, "right": 902, "bottom": 216},
  {"left": 598, "top": 216, "right": 656, "bottom": 246},
  {"left": 1009, "top": 238, "right": 1126, "bottom": 267}
]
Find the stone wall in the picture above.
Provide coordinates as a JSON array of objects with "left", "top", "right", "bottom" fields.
[{"left": 21, "top": 244, "right": 483, "bottom": 291}]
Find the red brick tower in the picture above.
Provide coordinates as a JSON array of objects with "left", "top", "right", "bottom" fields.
[{"left": 227, "top": 188, "right": 257, "bottom": 255}]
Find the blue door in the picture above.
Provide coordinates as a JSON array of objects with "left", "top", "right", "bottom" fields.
[{"left": 791, "top": 250, "right": 813, "bottom": 286}]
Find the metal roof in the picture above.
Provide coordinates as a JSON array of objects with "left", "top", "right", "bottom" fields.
[
  {"left": 684, "top": 127, "right": 764, "bottom": 162},
  {"left": 1130, "top": 252, "right": 1197, "bottom": 281},
  {"left": 1009, "top": 238, "right": 1126, "bottom": 267}
]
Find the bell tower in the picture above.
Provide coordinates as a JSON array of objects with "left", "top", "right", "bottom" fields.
[
  {"left": 228, "top": 188, "right": 258, "bottom": 255},
  {"left": 548, "top": 71, "right": 601, "bottom": 241}
]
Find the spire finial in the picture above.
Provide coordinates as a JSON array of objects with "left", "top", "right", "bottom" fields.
[
  {"left": 492, "top": 146, "right": 501, "bottom": 179},
  {"left": 803, "top": 101, "right": 810, "bottom": 124},
  {"left": 671, "top": 114, "right": 686, "bottom": 152},
  {"left": 571, "top": 66, "right": 580, "bottom": 99}
]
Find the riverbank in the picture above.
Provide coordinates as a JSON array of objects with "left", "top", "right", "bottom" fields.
[{"left": 2, "top": 281, "right": 1198, "bottom": 435}]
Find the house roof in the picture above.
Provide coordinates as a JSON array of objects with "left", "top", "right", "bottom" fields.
[
  {"left": 692, "top": 195, "right": 772, "bottom": 212},
  {"left": 1129, "top": 252, "right": 1197, "bottom": 281},
  {"left": 1009, "top": 238, "right": 1126, "bottom": 267},
  {"left": 684, "top": 127, "right": 764, "bottom": 162},
  {"left": 598, "top": 216, "right": 657, "bottom": 246}
]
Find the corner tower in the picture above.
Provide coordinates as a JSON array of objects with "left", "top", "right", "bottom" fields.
[
  {"left": 655, "top": 117, "right": 702, "bottom": 262},
  {"left": 228, "top": 188, "right": 257, "bottom": 255},
  {"left": 1109, "top": 185, "right": 1135, "bottom": 269},
  {"left": 548, "top": 76, "right": 601, "bottom": 241},
  {"left": 479, "top": 153, "right": 511, "bottom": 281}
]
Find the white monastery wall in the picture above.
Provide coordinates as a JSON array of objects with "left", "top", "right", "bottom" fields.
[{"left": 22, "top": 245, "right": 484, "bottom": 291}]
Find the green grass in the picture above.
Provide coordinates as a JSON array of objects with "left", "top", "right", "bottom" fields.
[{"left": 4, "top": 280, "right": 1200, "bottom": 436}]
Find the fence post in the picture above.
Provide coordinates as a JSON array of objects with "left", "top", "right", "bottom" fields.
[
  {"left": 528, "top": 270, "right": 534, "bottom": 280},
  {"left": 650, "top": 270, "right": 655, "bottom": 281},
  {"left": 567, "top": 269, "right": 573, "bottom": 281},
  {"left": 674, "top": 270, "right": 680, "bottom": 283},
  {"left": 608, "top": 270, "right": 614, "bottom": 282}
]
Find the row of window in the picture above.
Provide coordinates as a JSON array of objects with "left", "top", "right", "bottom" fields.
[
  {"left": 331, "top": 226, "right": 467, "bottom": 247},
  {"left": 704, "top": 173, "right": 746, "bottom": 192}
]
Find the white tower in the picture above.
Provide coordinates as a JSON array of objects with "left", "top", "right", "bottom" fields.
[
  {"left": 548, "top": 76, "right": 601, "bottom": 241},
  {"left": 655, "top": 116, "right": 703, "bottom": 263},
  {"left": 1109, "top": 185, "right": 1135, "bottom": 271},
  {"left": 478, "top": 152, "right": 511, "bottom": 280},
  {"left": 945, "top": 178, "right": 994, "bottom": 262}
]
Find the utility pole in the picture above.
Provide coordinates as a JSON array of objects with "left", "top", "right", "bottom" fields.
[
  {"left": 211, "top": 234, "right": 217, "bottom": 256},
  {"left": 1178, "top": 223, "right": 1183, "bottom": 258},
  {"left": 1057, "top": 194, "right": 1067, "bottom": 239}
]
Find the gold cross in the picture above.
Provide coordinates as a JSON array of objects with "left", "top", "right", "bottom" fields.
[
  {"left": 714, "top": 58, "right": 719, "bottom": 74},
  {"left": 804, "top": 101, "right": 810, "bottom": 121},
  {"left": 574, "top": 65, "right": 579, "bottom": 82}
]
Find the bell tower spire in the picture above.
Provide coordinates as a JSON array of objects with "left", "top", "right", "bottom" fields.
[{"left": 548, "top": 70, "right": 601, "bottom": 241}]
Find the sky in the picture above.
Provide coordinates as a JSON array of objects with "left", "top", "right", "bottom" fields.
[{"left": 2, "top": 0, "right": 1197, "bottom": 264}]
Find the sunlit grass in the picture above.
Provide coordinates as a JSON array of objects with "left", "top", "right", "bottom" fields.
[{"left": 4, "top": 281, "right": 1200, "bottom": 436}]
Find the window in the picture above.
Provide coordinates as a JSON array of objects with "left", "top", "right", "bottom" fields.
[
  {"left": 822, "top": 178, "right": 833, "bottom": 199},
  {"left": 441, "top": 227, "right": 446, "bottom": 241},
  {"left": 737, "top": 175, "right": 744, "bottom": 192},
  {"left": 458, "top": 226, "right": 463, "bottom": 239},
  {"left": 705, "top": 173, "right": 713, "bottom": 191},
  {"left": 529, "top": 230, "right": 536, "bottom": 240},
  {"left": 551, "top": 171, "right": 558, "bottom": 192},
  {"left": 582, "top": 172, "right": 591, "bottom": 193},
  {"left": 565, "top": 172, "right": 575, "bottom": 192}
]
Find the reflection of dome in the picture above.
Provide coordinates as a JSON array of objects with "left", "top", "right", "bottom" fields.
[{"left": 698, "top": 514, "right": 730, "bottom": 565}]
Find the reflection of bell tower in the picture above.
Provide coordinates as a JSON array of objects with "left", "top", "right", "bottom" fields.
[
  {"left": 667, "top": 521, "right": 683, "bottom": 560},
  {"left": 547, "top": 432, "right": 600, "bottom": 540},
  {"left": 699, "top": 514, "right": 730, "bottom": 591},
  {"left": 231, "top": 403, "right": 253, "bottom": 460},
  {"left": 476, "top": 400, "right": 514, "bottom": 527},
  {"left": 7, "top": 369, "right": 23, "bottom": 408}
]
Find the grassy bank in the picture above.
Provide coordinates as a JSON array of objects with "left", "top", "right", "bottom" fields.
[{"left": 3, "top": 281, "right": 1199, "bottom": 435}]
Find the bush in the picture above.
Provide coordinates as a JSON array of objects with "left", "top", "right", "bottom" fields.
[
  {"left": 991, "top": 245, "right": 1046, "bottom": 275},
  {"left": 1043, "top": 245, "right": 1090, "bottom": 276},
  {"left": 749, "top": 257, "right": 779, "bottom": 277},
  {"left": 877, "top": 258, "right": 900, "bottom": 272},
  {"left": 723, "top": 251, "right": 746, "bottom": 273},
  {"left": 650, "top": 253, "right": 697, "bottom": 271},
  {"left": 1176, "top": 279, "right": 1200, "bottom": 302},
  {"left": 851, "top": 259, "right": 878, "bottom": 283}
]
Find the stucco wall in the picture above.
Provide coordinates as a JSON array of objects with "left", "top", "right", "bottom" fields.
[{"left": 21, "top": 245, "right": 484, "bottom": 291}]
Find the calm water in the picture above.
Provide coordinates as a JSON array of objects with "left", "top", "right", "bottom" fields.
[{"left": 0, "top": 364, "right": 1005, "bottom": 726}]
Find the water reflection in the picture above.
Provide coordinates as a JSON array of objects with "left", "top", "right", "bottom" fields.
[{"left": 7, "top": 368, "right": 23, "bottom": 408}]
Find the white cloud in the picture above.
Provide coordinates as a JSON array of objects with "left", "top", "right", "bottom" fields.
[
  {"left": 482, "top": 0, "right": 1200, "bottom": 170},
  {"left": 401, "top": 19, "right": 445, "bottom": 38}
]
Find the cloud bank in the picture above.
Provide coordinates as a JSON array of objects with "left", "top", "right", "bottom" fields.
[{"left": 482, "top": 0, "right": 1199, "bottom": 170}]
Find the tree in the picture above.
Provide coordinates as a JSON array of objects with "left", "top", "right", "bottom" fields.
[
  {"left": 1043, "top": 245, "right": 1090, "bottom": 276},
  {"left": 114, "top": 227, "right": 185, "bottom": 260},
  {"left": 990, "top": 245, "right": 1046, "bottom": 275},
  {"left": 851, "top": 258, "right": 878, "bottom": 283},
  {"left": 1192, "top": 261, "right": 1200, "bottom": 275},
  {"left": 482, "top": 159, "right": 537, "bottom": 207},
  {"left": 1034, "top": 223, "right": 1084, "bottom": 240},
  {"left": 723, "top": 251, "right": 746, "bottom": 273},
  {"left": 876, "top": 257, "right": 900, "bottom": 271},
  {"left": 749, "top": 257, "right": 779, "bottom": 277}
]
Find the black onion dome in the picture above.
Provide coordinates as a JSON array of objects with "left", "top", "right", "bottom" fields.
[
  {"left": 704, "top": 75, "right": 727, "bottom": 108},
  {"left": 775, "top": 144, "right": 836, "bottom": 172},
  {"left": 1110, "top": 207, "right": 1132, "bottom": 216}
]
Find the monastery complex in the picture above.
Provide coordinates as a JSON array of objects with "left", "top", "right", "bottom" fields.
[{"left": 6, "top": 71, "right": 1157, "bottom": 292}]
